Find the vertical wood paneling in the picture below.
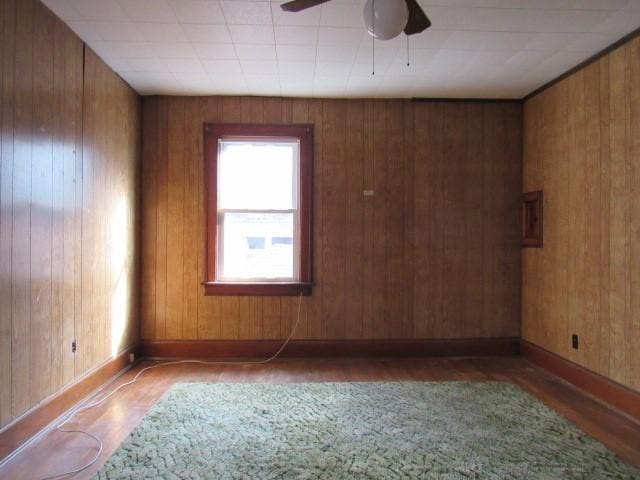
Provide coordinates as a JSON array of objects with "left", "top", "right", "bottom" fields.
[
  {"left": 0, "top": 0, "right": 16, "bottom": 426},
  {"left": 321, "top": 99, "right": 346, "bottom": 339},
  {"left": 154, "top": 99, "right": 168, "bottom": 340},
  {"left": 608, "top": 47, "right": 627, "bottom": 386},
  {"left": 141, "top": 99, "right": 157, "bottom": 340},
  {"left": 385, "top": 102, "right": 405, "bottom": 338},
  {"left": 104, "top": 71, "right": 116, "bottom": 359},
  {"left": 51, "top": 14, "right": 66, "bottom": 393},
  {"left": 96, "top": 62, "right": 108, "bottom": 363},
  {"left": 249, "top": 297, "right": 263, "bottom": 339},
  {"left": 140, "top": 97, "right": 522, "bottom": 344},
  {"left": 71, "top": 33, "right": 82, "bottom": 379},
  {"left": 402, "top": 102, "right": 415, "bottom": 338},
  {"left": 502, "top": 104, "right": 524, "bottom": 337},
  {"left": 464, "top": 104, "right": 484, "bottom": 338},
  {"left": 238, "top": 297, "right": 251, "bottom": 340},
  {"left": 482, "top": 105, "right": 502, "bottom": 337},
  {"left": 411, "top": 104, "right": 430, "bottom": 338},
  {"left": 522, "top": 99, "right": 539, "bottom": 343},
  {"left": 80, "top": 46, "right": 95, "bottom": 373},
  {"left": 279, "top": 298, "right": 291, "bottom": 341},
  {"left": 371, "top": 101, "right": 387, "bottom": 338},
  {"left": 0, "top": 1, "right": 140, "bottom": 428},
  {"left": 12, "top": 0, "right": 35, "bottom": 416},
  {"left": 523, "top": 37, "right": 640, "bottom": 393},
  {"left": 583, "top": 61, "right": 601, "bottom": 371},
  {"left": 262, "top": 298, "right": 280, "bottom": 340},
  {"left": 197, "top": 97, "right": 222, "bottom": 339},
  {"left": 182, "top": 97, "right": 199, "bottom": 340},
  {"left": 361, "top": 101, "right": 375, "bottom": 339},
  {"left": 220, "top": 297, "right": 240, "bottom": 339},
  {"left": 82, "top": 47, "right": 140, "bottom": 363},
  {"left": 440, "top": 104, "right": 466, "bottom": 338},
  {"left": 166, "top": 97, "right": 185, "bottom": 339},
  {"left": 556, "top": 81, "right": 570, "bottom": 359},
  {"left": 628, "top": 38, "right": 640, "bottom": 391},
  {"left": 427, "top": 103, "right": 444, "bottom": 338},
  {"left": 306, "top": 99, "right": 323, "bottom": 340},
  {"left": 570, "top": 71, "right": 587, "bottom": 366},
  {"left": 540, "top": 89, "right": 556, "bottom": 352},
  {"left": 598, "top": 55, "right": 611, "bottom": 377},
  {"left": 344, "top": 101, "right": 364, "bottom": 339}
]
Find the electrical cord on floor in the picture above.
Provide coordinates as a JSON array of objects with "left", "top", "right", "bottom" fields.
[{"left": 38, "top": 292, "right": 305, "bottom": 480}]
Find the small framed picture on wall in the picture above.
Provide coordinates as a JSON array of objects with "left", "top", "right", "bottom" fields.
[{"left": 522, "top": 190, "right": 543, "bottom": 248}]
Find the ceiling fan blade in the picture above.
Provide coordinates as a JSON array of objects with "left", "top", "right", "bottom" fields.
[
  {"left": 280, "top": 0, "right": 332, "bottom": 12},
  {"left": 403, "top": 0, "right": 431, "bottom": 35}
]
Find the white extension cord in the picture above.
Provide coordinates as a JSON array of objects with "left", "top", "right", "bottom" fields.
[{"left": 38, "top": 293, "right": 304, "bottom": 480}]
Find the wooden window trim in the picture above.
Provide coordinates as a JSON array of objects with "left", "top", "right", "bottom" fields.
[{"left": 203, "top": 123, "right": 314, "bottom": 296}]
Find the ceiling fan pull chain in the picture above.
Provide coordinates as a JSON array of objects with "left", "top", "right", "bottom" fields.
[
  {"left": 372, "top": 0, "right": 375, "bottom": 75},
  {"left": 406, "top": 35, "right": 410, "bottom": 67},
  {"left": 372, "top": 37, "right": 375, "bottom": 75}
]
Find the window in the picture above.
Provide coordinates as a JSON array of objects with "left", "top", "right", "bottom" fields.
[{"left": 203, "top": 124, "right": 313, "bottom": 296}]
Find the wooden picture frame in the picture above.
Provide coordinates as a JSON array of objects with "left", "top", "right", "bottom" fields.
[{"left": 522, "top": 190, "right": 543, "bottom": 248}]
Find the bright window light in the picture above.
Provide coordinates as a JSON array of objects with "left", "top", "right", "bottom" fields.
[{"left": 217, "top": 139, "right": 300, "bottom": 282}]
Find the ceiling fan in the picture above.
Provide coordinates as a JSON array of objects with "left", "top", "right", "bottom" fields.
[{"left": 280, "top": 0, "right": 431, "bottom": 40}]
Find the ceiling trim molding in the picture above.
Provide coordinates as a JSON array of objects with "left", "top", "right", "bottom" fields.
[{"left": 523, "top": 26, "right": 640, "bottom": 102}]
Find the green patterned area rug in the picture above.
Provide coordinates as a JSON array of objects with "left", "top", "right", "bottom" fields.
[{"left": 95, "top": 382, "right": 639, "bottom": 479}]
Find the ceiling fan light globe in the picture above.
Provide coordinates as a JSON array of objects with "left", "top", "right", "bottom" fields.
[{"left": 363, "top": 0, "right": 409, "bottom": 40}]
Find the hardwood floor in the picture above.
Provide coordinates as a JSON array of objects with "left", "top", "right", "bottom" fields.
[{"left": 1, "top": 357, "right": 639, "bottom": 479}]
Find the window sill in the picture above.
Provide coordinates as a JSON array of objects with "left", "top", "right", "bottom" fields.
[{"left": 202, "top": 282, "right": 312, "bottom": 296}]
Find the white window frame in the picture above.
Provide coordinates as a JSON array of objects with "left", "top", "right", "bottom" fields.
[{"left": 216, "top": 138, "right": 301, "bottom": 283}]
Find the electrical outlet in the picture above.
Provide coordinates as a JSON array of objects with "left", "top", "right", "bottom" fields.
[
  {"left": 571, "top": 334, "right": 579, "bottom": 350},
  {"left": 71, "top": 339, "right": 77, "bottom": 354}
]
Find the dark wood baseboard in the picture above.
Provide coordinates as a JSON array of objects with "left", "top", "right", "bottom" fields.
[
  {"left": 3, "top": 338, "right": 638, "bottom": 468},
  {"left": 0, "top": 345, "right": 138, "bottom": 464},
  {"left": 140, "top": 337, "right": 520, "bottom": 359},
  {"left": 522, "top": 340, "right": 640, "bottom": 423}
]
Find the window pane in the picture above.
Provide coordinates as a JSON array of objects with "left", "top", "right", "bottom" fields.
[
  {"left": 221, "top": 212, "right": 295, "bottom": 280},
  {"left": 219, "top": 141, "right": 297, "bottom": 210}
]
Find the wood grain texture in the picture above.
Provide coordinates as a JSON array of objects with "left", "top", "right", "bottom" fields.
[
  {"left": 522, "top": 340, "right": 640, "bottom": 423},
  {"left": 1, "top": 357, "right": 639, "bottom": 480},
  {"left": 0, "top": 346, "right": 137, "bottom": 463},
  {"left": 140, "top": 97, "right": 522, "bottom": 341},
  {"left": 0, "top": 0, "right": 141, "bottom": 429},
  {"left": 0, "top": 0, "right": 16, "bottom": 428},
  {"left": 522, "top": 36, "right": 640, "bottom": 393},
  {"left": 139, "top": 338, "right": 520, "bottom": 358}
]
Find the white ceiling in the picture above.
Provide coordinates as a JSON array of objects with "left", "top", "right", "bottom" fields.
[{"left": 43, "top": 0, "right": 640, "bottom": 98}]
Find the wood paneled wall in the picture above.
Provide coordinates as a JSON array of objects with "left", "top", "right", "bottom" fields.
[
  {"left": 523, "top": 36, "right": 640, "bottom": 392},
  {"left": 141, "top": 97, "right": 522, "bottom": 341},
  {"left": 0, "top": 0, "right": 141, "bottom": 428}
]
